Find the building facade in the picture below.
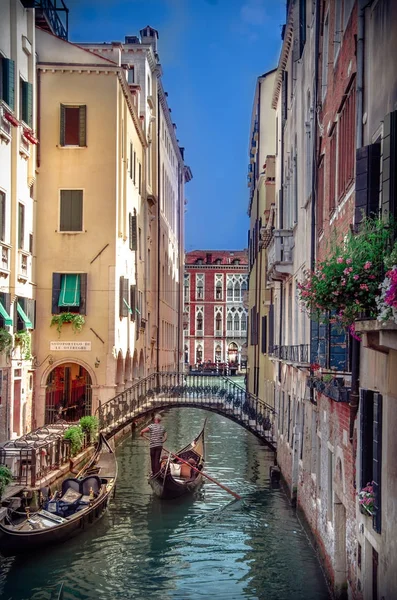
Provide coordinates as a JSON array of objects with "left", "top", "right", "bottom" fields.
[
  {"left": 184, "top": 250, "right": 248, "bottom": 371},
  {"left": 0, "top": 0, "right": 68, "bottom": 441},
  {"left": 246, "top": 69, "right": 276, "bottom": 403}
]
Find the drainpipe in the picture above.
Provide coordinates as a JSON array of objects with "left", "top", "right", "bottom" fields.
[
  {"left": 156, "top": 93, "right": 161, "bottom": 374},
  {"left": 254, "top": 81, "right": 261, "bottom": 394},
  {"left": 278, "top": 78, "right": 285, "bottom": 384},
  {"left": 309, "top": 0, "right": 321, "bottom": 402},
  {"left": 177, "top": 165, "right": 182, "bottom": 374},
  {"left": 350, "top": 0, "right": 367, "bottom": 440}
]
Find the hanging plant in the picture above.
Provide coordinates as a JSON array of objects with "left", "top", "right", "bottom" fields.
[
  {"left": 0, "top": 329, "right": 13, "bottom": 355},
  {"left": 50, "top": 313, "right": 85, "bottom": 336},
  {"left": 0, "top": 465, "right": 12, "bottom": 499},
  {"left": 64, "top": 425, "right": 84, "bottom": 456},
  {"left": 14, "top": 330, "right": 32, "bottom": 360}
]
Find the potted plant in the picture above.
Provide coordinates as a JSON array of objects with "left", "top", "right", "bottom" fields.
[
  {"left": 64, "top": 425, "right": 84, "bottom": 457},
  {"left": 0, "top": 329, "right": 13, "bottom": 355},
  {"left": 0, "top": 465, "right": 12, "bottom": 500},
  {"left": 14, "top": 330, "right": 32, "bottom": 360},
  {"left": 51, "top": 313, "right": 85, "bottom": 336},
  {"left": 358, "top": 482, "right": 375, "bottom": 516},
  {"left": 79, "top": 416, "right": 98, "bottom": 444}
]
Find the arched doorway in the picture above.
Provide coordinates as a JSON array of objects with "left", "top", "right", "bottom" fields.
[
  {"left": 228, "top": 342, "right": 238, "bottom": 364},
  {"left": 45, "top": 363, "right": 92, "bottom": 424}
]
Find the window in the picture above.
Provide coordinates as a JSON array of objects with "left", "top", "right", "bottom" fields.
[
  {"left": 329, "top": 126, "right": 337, "bottom": 213},
  {"left": 234, "top": 281, "right": 241, "bottom": 302},
  {"left": 0, "top": 191, "right": 5, "bottom": 241},
  {"left": 0, "top": 56, "right": 15, "bottom": 110},
  {"left": 0, "top": 292, "right": 12, "bottom": 328},
  {"left": 138, "top": 162, "right": 142, "bottom": 195},
  {"left": 196, "top": 274, "right": 204, "bottom": 300},
  {"left": 129, "top": 143, "right": 133, "bottom": 179},
  {"left": 241, "top": 312, "right": 247, "bottom": 332},
  {"left": 196, "top": 311, "right": 203, "bottom": 334},
  {"left": 127, "top": 67, "right": 134, "bottom": 84},
  {"left": 60, "top": 190, "right": 83, "bottom": 232},
  {"left": 129, "top": 210, "right": 137, "bottom": 250},
  {"left": 360, "top": 390, "right": 383, "bottom": 533},
  {"left": 147, "top": 249, "right": 150, "bottom": 282},
  {"left": 215, "top": 308, "right": 222, "bottom": 334},
  {"left": 133, "top": 150, "right": 136, "bottom": 185},
  {"left": 233, "top": 313, "right": 239, "bottom": 332},
  {"left": 227, "top": 281, "right": 233, "bottom": 301},
  {"left": 15, "top": 297, "right": 35, "bottom": 330},
  {"left": 196, "top": 344, "right": 203, "bottom": 363},
  {"left": 337, "top": 82, "right": 356, "bottom": 199},
  {"left": 52, "top": 273, "right": 87, "bottom": 314},
  {"left": 317, "top": 156, "right": 324, "bottom": 235},
  {"left": 19, "top": 78, "right": 33, "bottom": 128},
  {"left": 322, "top": 12, "right": 329, "bottom": 100},
  {"left": 138, "top": 228, "right": 142, "bottom": 260},
  {"left": 184, "top": 274, "right": 190, "bottom": 302},
  {"left": 119, "top": 276, "right": 130, "bottom": 318},
  {"left": 215, "top": 345, "right": 221, "bottom": 361},
  {"left": 299, "top": 0, "right": 306, "bottom": 56},
  {"left": 18, "top": 203, "right": 25, "bottom": 249},
  {"left": 60, "top": 104, "right": 86, "bottom": 147},
  {"left": 227, "top": 311, "right": 233, "bottom": 332},
  {"left": 261, "top": 316, "right": 267, "bottom": 353}
]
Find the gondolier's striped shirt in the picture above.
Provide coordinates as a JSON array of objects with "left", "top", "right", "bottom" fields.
[{"left": 148, "top": 423, "right": 165, "bottom": 448}]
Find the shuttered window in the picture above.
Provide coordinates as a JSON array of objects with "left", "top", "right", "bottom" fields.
[
  {"left": 51, "top": 273, "right": 87, "bottom": 314},
  {"left": 119, "top": 276, "right": 130, "bottom": 318},
  {"left": 20, "top": 79, "right": 33, "bottom": 128},
  {"left": 60, "top": 104, "right": 87, "bottom": 146},
  {"left": 0, "top": 191, "right": 5, "bottom": 241},
  {"left": 261, "top": 316, "right": 267, "bottom": 354},
  {"left": 337, "top": 81, "right": 356, "bottom": 199},
  {"left": 133, "top": 150, "right": 136, "bottom": 185},
  {"left": 268, "top": 304, "right": 274, "bottom": 353},
  {"left": 129, "top": 210, "right": 137, "bottom": 250},
  {"left": 60, "top": 190, "right": 83, "bottom": 232},
  {"left": 360, "top": 390, "right": 383, "bottom": 533},
  {"left": 138, "top": 162, "right": 142, "bottom": 195},
  {"left": 355, "top": 143, "right": 381, "bottom": 226},
  {"left": 317, "top": 156, "right": 325, "bottom": 235},
  {"left": 130, "top": 284, "right": 136, "bottom": 321},
  {"left": 129, "top": 143, "right": 133, "bottom": 179},
  {"left": 381, "top": 110, "right": 397, "bottom": 221},
  {"left": 18, "top": 203, "right": 25, "bottom": 249},
  {"left": 1, "top": 57, "right": 15, "bottom": 110},
  {"left": 0, "top": 292, "right": 12, "bottom": 328}
]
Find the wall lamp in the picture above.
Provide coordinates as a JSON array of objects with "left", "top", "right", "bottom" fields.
[{"left": 95, "top": 357, "right": 100, "bottom": 368}]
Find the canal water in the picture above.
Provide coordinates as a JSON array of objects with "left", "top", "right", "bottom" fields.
[{"left": 0, "top": 408, "right": 330, "bottom": 600}]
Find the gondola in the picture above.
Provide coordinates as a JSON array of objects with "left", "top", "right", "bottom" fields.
[
  {"left": 0, "top": 433, "right": 117, "bottom": 555},
  {"left": 149, "top": 421, "right": 205, "bottom": 500}
]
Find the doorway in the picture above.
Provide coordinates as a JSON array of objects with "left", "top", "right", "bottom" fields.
[
  {"left": 45, "top": 363, "right": 92, "bottom": 424},
  {"left": 13, "top": 379, "right": 21, "bottom": 436}
]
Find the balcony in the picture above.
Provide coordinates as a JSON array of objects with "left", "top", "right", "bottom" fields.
[
  {"left": 355, "top": 319, "right": 397, "bottom": 353},
  {"left": 215, "top": 330, "right": 223, "bottom": 337},
  {"left": 267, "top": 229, "right": 294, "bottom": 281},
  {"left": 226, "top": 330, "right": 247, "bottom": 339},
  {"left": 196, "top": 330, "right": 203, "bottom": 337},
  {"left": 307, "top": 376, "right": 350, "bottom": 403},
  {"left": 270, "top": 344, "right": 309, "bottom": 364},
  {"left": 21, "top": 0, "right": 69, "bottom": 40},
  {"left": 18, "top": 251, "right": 29, "bottom": 282}
]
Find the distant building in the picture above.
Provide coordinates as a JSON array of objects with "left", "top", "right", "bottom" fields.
[{"left": 184, "top": 250, "right": 248, "bottom": 372}]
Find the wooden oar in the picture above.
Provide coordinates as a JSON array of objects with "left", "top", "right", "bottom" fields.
[{"left": 143, "top": 436, "right": 241, "bottom": 500}]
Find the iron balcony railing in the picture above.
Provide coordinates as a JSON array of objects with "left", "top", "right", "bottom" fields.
[
  {"left": 270, "top": 344, "right": 309, "bottom": 364},
  {"left": 95, "top": 371, "right": 277, "bottom": 451}
]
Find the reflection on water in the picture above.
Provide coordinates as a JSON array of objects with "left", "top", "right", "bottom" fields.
[{"left": 0, "top": 409, "right": 330, "bottom": 600}]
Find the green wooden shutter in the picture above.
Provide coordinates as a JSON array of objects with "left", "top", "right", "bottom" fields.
[
  {"left": 261, "top": 316, "right": 267, "bottom": 354},
  {"left": 52, "top": 273, "right": 62, "bottom": 314},
  {"left": 119, "top": 276, "right": 129, "bottom": 318},
  {"left": 79, "top": 105, "right": 86, "bottom": 146},
  {"left": 60, "top": 104, "right": 66, "bottom": 146},
  {"left": 60, "top": 190, "right": 71, "bottom": 231},
  {"left": 373, "top": 393, "right": 383, "bottom": 533},
  {"left": 129, "top": 210, "right": 137, "bottom": 250},
  {"left": 2, "top": 58, "right": 15, "bottom": 110},
  {"left": 130, "top": 284, "right": 136, "bottom": 321},
  {"left": 129, "top": 143, "right": 133, "bottom": 179},
  {"left": 79, "top": 273, "right": 87, "bottom": 315},
  {"left": 22, "top": 81, "right": 33, "bottom": 127},
  {"left": 70, "top": 190, "right": 83, "bottom": 231}
]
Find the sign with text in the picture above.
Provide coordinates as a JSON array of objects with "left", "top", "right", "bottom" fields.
[{"left": 50, "top": 341, "right": 91, "bottom": 352}]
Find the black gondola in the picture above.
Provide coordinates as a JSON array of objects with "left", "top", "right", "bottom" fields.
[
  {"left": 0, "top": 434, "right": 117, "bottom": 555},
  {"left": 149, "top": 421, "right": 205, "bottom": 500}
]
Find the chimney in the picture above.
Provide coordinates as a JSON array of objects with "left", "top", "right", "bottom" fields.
[
  {"left": 206, "top": 253, "right": 212, "bottom": 265},
  {"left": 140, "top": 26, "right": 159, "bottom": 52}
]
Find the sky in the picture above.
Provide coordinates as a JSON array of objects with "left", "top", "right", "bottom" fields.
[{"left": 66, "top": 0, "right": 286, "bottom": 251}]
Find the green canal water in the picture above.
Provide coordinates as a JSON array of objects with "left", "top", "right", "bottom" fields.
[{"left": 0, "top": 408, "right": 330, "bottom": 600}]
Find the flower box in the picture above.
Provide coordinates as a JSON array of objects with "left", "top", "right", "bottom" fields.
[{"left": 4, "top": 111, "right": 19, "bottom": 127}]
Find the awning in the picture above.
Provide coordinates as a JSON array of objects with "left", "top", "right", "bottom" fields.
[
  {"left": 123, "top": 298, "right": 133, "bottom": 314},
  {"left": 0, "top": 301, "right": 12, "bottom": 326},
  {"left": 17, "top": 302, "right": 33, "bottom": 329},
  {"left": 58, "top": 274, "right": 80, "bottom": 307}
]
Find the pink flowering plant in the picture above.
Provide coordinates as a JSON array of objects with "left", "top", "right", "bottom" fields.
[
  {"left": 358, "top": 482, "right": 375, "bottom": 515},
  {"left": 298, "top": 218, "right": 393, "bottom": 331},
  {"left": 376, "top": 241, "right": 397, "bottom": 324}
]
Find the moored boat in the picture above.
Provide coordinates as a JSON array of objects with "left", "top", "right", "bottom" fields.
[
  {"left": 0, "top": 434, "right": 117, "bottom": 555},
  {"left": 149, "top": 421, "right": 205, "bottom": 500}
]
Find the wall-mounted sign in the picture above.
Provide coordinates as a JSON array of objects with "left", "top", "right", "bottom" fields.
[{"left": 50, "top": 341, "right": 91, "bottom": 352}]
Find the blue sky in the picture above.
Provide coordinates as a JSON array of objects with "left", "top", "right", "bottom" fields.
[{"left": 66, "top": 0, "right": 285, "bottom": 250}]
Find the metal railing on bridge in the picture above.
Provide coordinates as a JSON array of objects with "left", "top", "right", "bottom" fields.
[{"left": 96, "top": 372, "right": 277, "bottom": 451}]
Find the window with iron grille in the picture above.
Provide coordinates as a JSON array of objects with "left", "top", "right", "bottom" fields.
[
  {"left": 60, "top": 104, "right": 87, "bottom": 147},
  {"left": 337, "top": 81, "right": 356, "bottom": 199}
]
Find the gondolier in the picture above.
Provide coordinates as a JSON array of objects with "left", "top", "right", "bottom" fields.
[{"left": 140, "top": 414, "right": 167, "bottom": 475}]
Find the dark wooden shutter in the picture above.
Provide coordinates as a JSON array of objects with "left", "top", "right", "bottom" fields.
[
  {"left": 129, "top": 210, "right": 137, "bottom": 250},
  {"left": 119, "top": 276, "right": 129, "bottom": 317},
  {"left": 79, "top": 273, "right": 87, "bottom": 315},
  {"left": 133, "top": 151, "right": 136, "bottom": 185},
  {"left": 355, "top": 143, "right": 381, "bottom": 226},
  {"left": 79, "top": 105, "right": 86, "bottom": 146},
  {"left": 138, "top": 162, "right": 142, "bottom": 195},
  {"left": 382, "top": 110, "right": 397, "bottom": 221},
  {"left": 0, "top": 191, "right": 5, "bottom": 241},
  {"left": 18, "top": 203, "right": 24, "bottom": 249},
  {"left": 60, "top": 190, "right": 71, "bottom": 231},
  {"left": 261, "top": 316, "right": 267, "bottom": 354},
  {"left": 52, "top": 273, "right": 62, "bottom": 314},
  {"left": 372, "top": 393, "right": 382, "bottom": 533},
  {"left": 130, "top": 284, "right": 136, "bottom": 321},
  {"left": 60, "top": 104, "right": 66, "bottom": 146},
  {"left": 268, "top": 304, "right": 274, "bottom": 353},
  {"left": 71, "top": 190, "right": 83, "bottom": 231},
  {"left": 2, "top": 58, "right": 15, "bottom": 110}
]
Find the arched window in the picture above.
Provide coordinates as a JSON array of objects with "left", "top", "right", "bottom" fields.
[
  {"left": 241, "top": 312, "right": 247, "bottom": 331},
  {"left": 227, "top": 312, "right": 233, "bottom": 332},
  {"left": 234, "top": 281, "right": 241, "bottom": 302},
  {"left": 216, "top": 312, "right": 222, "bottom": 332},
  {"left": 196, "top": 313, "right": 203, "bottom": 332},
  {"left": 215, "top": 345, "right": 222, "bottom": 361},
  {"left": 227, "top": 281, "right": 233, "bottom": 301},
  {"left": 234, "top": 313, "right": 240, "bottom": 331},
  {"left": 196, "top": 345, "right": 203, "bottom": 363}
]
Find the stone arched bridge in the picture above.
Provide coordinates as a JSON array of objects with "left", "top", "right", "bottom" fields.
[{"left": 96, "top": 372, "right": 277, "bottom": 452}]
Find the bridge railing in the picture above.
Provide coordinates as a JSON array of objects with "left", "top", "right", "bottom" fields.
[{"left": 96, "top": 372, "right": 277, "bottom": 450}]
